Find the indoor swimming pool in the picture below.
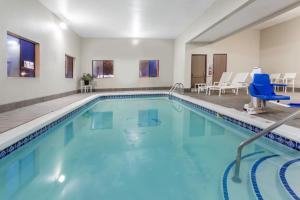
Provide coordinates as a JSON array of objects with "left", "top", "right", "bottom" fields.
[{"left": 0, "top": 95, "right": 299, "bottom": 200}]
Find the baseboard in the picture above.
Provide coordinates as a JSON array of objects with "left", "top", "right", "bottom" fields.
[
  {"left": 0, "top": 90, "right": 79, "bottom": 113},
  {"left": 0, "top": 86, "right": 183, "bottom": 113}
]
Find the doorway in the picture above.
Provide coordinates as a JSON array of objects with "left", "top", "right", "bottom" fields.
[
  {"left": 213, "top": 54, "right": 227, "bottom": 83},
  {"left": 191, "top": 54, "right": 207, "bottom": 88}
]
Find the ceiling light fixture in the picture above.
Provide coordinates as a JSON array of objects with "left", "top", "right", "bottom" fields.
[
  {"left": 132, "top": 39, "right": 139, "bottom": 46},
  {"left": 59, "top": 22, "right": 67, "bottom": 30},
  {"left": 7, "top": 40, "right": 19, "bottom": 46}
]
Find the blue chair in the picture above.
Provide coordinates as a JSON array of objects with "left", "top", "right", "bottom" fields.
[
  {"left": 245, "top": 74, "right": 290, "bottom": 114},
  {"left": 249, "top": 74, "right": 290, "bottom": 101}
]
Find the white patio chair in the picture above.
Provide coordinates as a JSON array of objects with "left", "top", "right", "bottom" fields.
[
  {"left": 283, "top": 73, "right": 296, "bottom": 93},
  {"left": 207, "top": 72, "right": 249, "bottom": 96}
]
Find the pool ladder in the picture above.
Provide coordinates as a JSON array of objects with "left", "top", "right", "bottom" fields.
[
  {"left": 169, "top": 83, "right": 184, "bottom": 96},
  {"left": 232, "top": 109, "right": 300, "bottom": 183}
]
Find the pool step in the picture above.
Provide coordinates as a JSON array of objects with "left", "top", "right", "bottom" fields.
[
  {"left": 250, "top": 154, "right": 292, "bottom": 200},
  {"left": 279, "top": 158, "right": 300, "bottom": 200},
  {"left": 223, "top": 152, "right": 300, "bottom": 200},
  {"left": 222, "top": 151, "right": 265, "bottom": 200}
]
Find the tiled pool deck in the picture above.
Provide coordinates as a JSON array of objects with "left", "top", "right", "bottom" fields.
[
  {"left": 0, "top": 90, "right": 300, "bottom": 134},
  {"left": 0, "top": 93, "right": 93, "bottom": 133},
  {"left": 187, "top": 91, "right": 300, "bottom": 128}
]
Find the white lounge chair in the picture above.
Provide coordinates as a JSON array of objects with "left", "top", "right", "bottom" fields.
[
  {"left": 270, "top": 73, "right": 281, "bottom": 83},
  {"left": 270, "top": 73, "right": 282, "bottom": 91},
  {"left": 204, "top": 72, "right": 233, "bottom": 95},
  {"left": 207, "top": 72, "right": 249, "bottom": 96},
  {"left": 196, "top": 72, "right": 233, "bottom": 94},
  {"left": 283, "top": 73, "right": 296, "bottom": 93}
]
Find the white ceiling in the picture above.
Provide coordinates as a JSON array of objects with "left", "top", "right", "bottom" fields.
[
  {"left": 39, "top": 0, "right": 216, "bottom": 38},
  {"left": 192, "top": 0, "right": 300, "bottom": 43},
  {"left": 253, "top": 5, "right": 300, "bottom": 30}
]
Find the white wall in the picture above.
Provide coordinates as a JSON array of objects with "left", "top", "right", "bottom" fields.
[
  {"left": 0, "top": 0, "right": 81, "bottom": 105},
  {"left": 260, "top": 16, "right": 300, "bottom": 87},
  {"left": 80, "top": 38, "right": 174, "bottom": 89},
  {"left": 173, "top": 0, "right": 250, "bottom": 88},
  {"left": 187, "top": 29, "right": 260, "bottom": 86}
]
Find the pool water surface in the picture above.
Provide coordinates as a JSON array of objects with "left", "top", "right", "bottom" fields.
[{"left": 0, "top": 97, "right": 298, "bottom": 200}]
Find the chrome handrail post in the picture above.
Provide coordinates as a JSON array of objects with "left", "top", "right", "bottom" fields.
[{"left": 169, "top": 83, "right": 184, "bottom": 96}]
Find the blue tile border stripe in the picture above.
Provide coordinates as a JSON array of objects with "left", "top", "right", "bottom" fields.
[
  {"left": 250, "top": 154, "right": 280, "bottom": 200},
  {"left": 0, "top": 93, "right": 299, "bottom": 161},
  {"left": 222, "top": 151, "right": 264, "bottom": 200},
  {"left": 279, "top": 158, "right": 300, "bottom": 200}
]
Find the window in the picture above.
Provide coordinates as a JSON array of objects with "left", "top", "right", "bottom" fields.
[
  {"left": 92, "top": 60, "right": 114, "bottom": 78},
  {"left": 139, "top": 60, "right": 159, "bottom": 78},
  {"left": 7, "top": 33, "right": 38, "bottom": 77},
  {"left": 65, "top": 55, "right": 74, "bottom": 78}
]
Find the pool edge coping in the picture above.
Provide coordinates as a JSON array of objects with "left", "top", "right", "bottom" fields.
[{"left": 173, "top": 93, "right": 300, "bottom": 150}]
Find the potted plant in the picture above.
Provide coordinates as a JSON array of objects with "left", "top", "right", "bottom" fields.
[{"left": 81, "top": 73, "right": 93, "bottom": 85}]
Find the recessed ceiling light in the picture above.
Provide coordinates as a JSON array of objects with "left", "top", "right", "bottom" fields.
[
  {"left": 132, "top": 39, "right": 139, "bottom": 46},
  {"left": 59, "top": 22, "right": 67, "bottom": 30},
  {"left": 7, "top": 40, "right": 19, "bottom": 46}
]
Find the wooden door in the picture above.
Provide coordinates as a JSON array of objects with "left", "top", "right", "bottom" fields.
[
  {"left": 213, "top": 54, "right": 227, "bottom": 83},
  {"left": 191, "top": 54, "right": 206, "bottom": 88}
]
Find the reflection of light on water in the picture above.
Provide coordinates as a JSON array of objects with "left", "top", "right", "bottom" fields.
[
  {"left": 129, "top": 134, "right": 139, "bottom": 142},
  {"left": 57, "top": 175, "right": 66, "bottom": 183},
  {"left": 124, "top": 129, "right": 141, "bottom": 146},
  {"left": 47, "top": 161, "right": 64, "bottom": 183}
]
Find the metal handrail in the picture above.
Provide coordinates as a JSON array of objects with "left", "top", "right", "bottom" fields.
[
  {"left": 169, "top": 83, "right": 184, "bottom": 96},
  {"left": 232, "top": 109, "right": 300, "bottom": 183}
]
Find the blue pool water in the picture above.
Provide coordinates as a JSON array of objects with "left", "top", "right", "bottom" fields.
[{"left": 0, "top": 97, "right": 298, "bottom": 200}]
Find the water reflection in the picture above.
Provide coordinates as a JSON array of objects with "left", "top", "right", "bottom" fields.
[
  {"left": 91, "top": 112, "right": 113, "bottom": 130},
  {"left": 138, "top": 109, "right": 161, "bottom": 127},
  {"left": 64, "top": 122, "right": 74, "bottom": 146},
  {"left": 189, "top": 112, "right": 205, "bottom": 137},
  {"left": 4, "top": 149, "right": 38, "bottom": 199},
  {"left": 188, "top": 112, "right": 225, "bottom": 137},
  {"left": 211, "top": 123, "right": 225, "bottom": 136}
]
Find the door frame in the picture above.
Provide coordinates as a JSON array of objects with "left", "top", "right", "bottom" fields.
[
  {"left": 213, "top": 53, "right": 227, "bottom": 82},
  {"left": 191, "top": 54, "right": 207, "bottom": 87}
]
